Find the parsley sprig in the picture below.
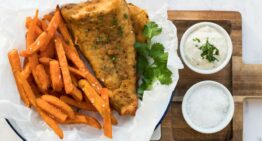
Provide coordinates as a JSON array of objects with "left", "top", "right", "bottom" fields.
[
  {"left": 194, "top": 38, "right": 219, "bottom": 63},
  {"left": 135, "top": 21, "right": 172, "bottom": 100}
]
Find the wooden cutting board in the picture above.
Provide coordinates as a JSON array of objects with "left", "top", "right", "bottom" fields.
[{"left": 160, "top": 11, "right": 245, "bottom": 141}]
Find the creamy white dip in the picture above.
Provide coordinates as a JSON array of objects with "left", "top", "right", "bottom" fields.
[{"left": 184, "top": 25, "right": 228, "bottom": 69}]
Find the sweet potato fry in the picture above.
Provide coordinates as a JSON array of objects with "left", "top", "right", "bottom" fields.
[
  {"left": 20, "top": 32, "right": 49, "bottom": 56},
  {"left": 25, "top": 17, "right": 40, "bottom": 27},
  {"left": 28, "top": 54, "right": 41, "bottom": 90},
  {"left": 21, "top": 62, "right": 31, "bottom": 79},
  {"left": 39, "top": 57, "right": 54, "bottom": 65},
  {"left": 60, "top": 39, "right": 79, "bottom": 62},
  {"left": 111, "top": 113, "right": 118, "bottom": 125},
  {"left": 8, "top": 49, "right": 30, "bottom": 106},
  {"left": 68, "top": 66, "right": 85, "bottom": 78},
  {"left": 36, "top": 98, "right": 68, "bottom": 122},
  {"left": 58, "top": 32, "right": 102, "bottom": 95},
  {"left": 25, "top": 17, "right": 42, "bottom": 36},
  {"left": 26, "top": 10, "right": 39, "bottom": 44},
  {"left": 39, "top": 40, "right": 55, "bottom": 58},
  {"left": 16, "top": 71, "right": 37, "bottom": 106},
  {"left": 83, "top": 70, "right": 103, "bottom": 95},
  {"left": 28, "top": 77, "right": 41, "bottom": 98},
  {"left": 26, "top": 9, "right": 39, "bottom": 60},
  {"left": 35, "top": 64, "right": 50, "bottom": 91},
  {"left": 41, "top": 95, "right": 75, "bottom": 119},
  {"left": 55, "top": 37, "right": 74, "bottom": 94},
  {"left": 25, "top": 10, "right": 42, "bottom": 88},
  {"left": 40, "top": 8, "right": 61, "bottom": 52},
  {"left": 67, "top": 67, "right": 100, "bottom": 89},
  {"left": 83, "top": 95, "right": 97, "bottom": 112},
  {"left": 20, "top": 9, "right": 61, "bottom": 56},
  {"left": 36, "top": 107, "right": 63, "bottom": 139},
  {"left": 68, "top": 67, "right": 102, "bottom": 95},
  {"left": 70, "top": 74, "right": 78, "bottom": 86},
  {"left": 62, "top": 114, "right": 101, "bottom": 129},
  {"left": 70, "top": 86, "right": 83, "bottom": 101},
  {"left": 41, "top": 19, "right": 48, "bottom": 31},
  {"left": 58, "top": 35, "right": 102, "bottom": 93},
  {"left": 100, "top": 88, "right": 112, "bottom": 138},
  {"left": 46, "top": 8, "right": 61, "bottom": 38},
  {"left": 60, "top": 96, "right": 96, "bottom": 111},
  {"left": 58, "top": 17, "right": 77, "bottom": 54},
  {"left": 27, "top": 48, "right": 42, "bottom": 89},
  {"left": 43, "top": 13, "right": 53, "bottom": 21},
  {"left": 78, "top": 79, "right": 105, "bottom": 116},
  {"left": 36, "top": 9, "right": 57, "bottom": 52},
  {"left": 49, "top": 60, "right": 63, "bottom": 92}
]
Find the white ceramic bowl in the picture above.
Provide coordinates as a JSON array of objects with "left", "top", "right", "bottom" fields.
[
  {"left": 182, "top": 81, "right": 234, "bottom": 134},
  {"left": 180, "top": 22, "right": 233, "bottom": 74}
]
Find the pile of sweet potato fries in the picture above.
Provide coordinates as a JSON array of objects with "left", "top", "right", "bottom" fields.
[{"left": 8, "top": 7, "right": 117, "bottom": 139}]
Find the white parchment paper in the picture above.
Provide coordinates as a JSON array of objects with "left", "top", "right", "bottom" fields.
[{"left": 0, "top": 0, "right": 183, "bottom": 140}]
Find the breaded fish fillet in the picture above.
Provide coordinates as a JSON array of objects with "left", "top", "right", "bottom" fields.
[
  {"left": 128, "top": 3, "right": 149, "bottom": 43},
  {"left": 61, "top": 0, "right": 138, "bottom": 115}
]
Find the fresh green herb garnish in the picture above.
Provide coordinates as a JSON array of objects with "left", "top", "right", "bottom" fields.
[
  {"left": 118, "top": 26, "right": 124, "bottom": 36},
  {"left": 98, "top": 15, "right": 104, "bottom": 22},
  {"left": 124, "top": 13, "right": 128, "bottom": 19},
  {"left": 193, "top": 38, "right": 201, "bottom": 43},
  {"left": 111, "top": 56, "right": 116, "bottom": 61},
  {"left": 116, "top": 44, "right": 122, "bottom": 51},
  {"left": 112, "top": 17, "right": 118, "bottom": 26},
  {"left": 96, "top": 36, "right": 102, "bottom": 43},
  {"left": 96, "top": 34, "right": 110, "bottom": 44},
  {"left": 143, "top": 21, "right": 162, "bottom": 40},
  {"left": 197, "top": 38, "right": 219, "bottom": 62},
  {"left": 92, "top": 44, "right": 98, "bottom": 49},
  {"left": 135, "top": 21, "right": 172, "bottom": 100}
]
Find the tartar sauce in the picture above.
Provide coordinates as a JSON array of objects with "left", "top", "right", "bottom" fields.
[{"left": 184, "top": 26, "right": 228, "bottom": 69}]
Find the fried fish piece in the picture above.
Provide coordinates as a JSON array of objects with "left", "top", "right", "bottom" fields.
[
  {"left": 61, "top": 0, "right": 138, "bottom": 115},
  {"left": 128, "top": 3, "right": 149, "bottom": 43}
]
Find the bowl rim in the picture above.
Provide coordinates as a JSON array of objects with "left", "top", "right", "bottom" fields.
[
  {"left": 179, "top": 22, "right": 233, "bottom": 74},
  {"left": 5, "top": 91, "right": 175, "bottom": 141},
  {"left": 182, "top": 80, "right": 234, "bottom": 134}
]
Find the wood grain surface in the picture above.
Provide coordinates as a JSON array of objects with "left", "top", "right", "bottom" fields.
[{"left": 159, "top": 11, "right": 242, "bottom": 141}]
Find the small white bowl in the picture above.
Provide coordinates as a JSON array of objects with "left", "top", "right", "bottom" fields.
[
  {"left": 182, "top": 81, "right": 234, "bottom": 134},
  {"left": 180, "top": 22, "right": 233, "bottom": 74}
]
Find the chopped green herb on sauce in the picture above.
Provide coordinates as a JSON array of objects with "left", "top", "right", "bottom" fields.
[
  {"left": 193, "top": 37, "right": 201, "bottom": 43},
  {"left": 196, "top": 38, "right": 219, "bottom": 62}
]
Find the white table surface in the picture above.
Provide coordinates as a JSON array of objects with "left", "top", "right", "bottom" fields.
[{"left": 1, "top": 0, "right": 262, "bottom": 141}]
